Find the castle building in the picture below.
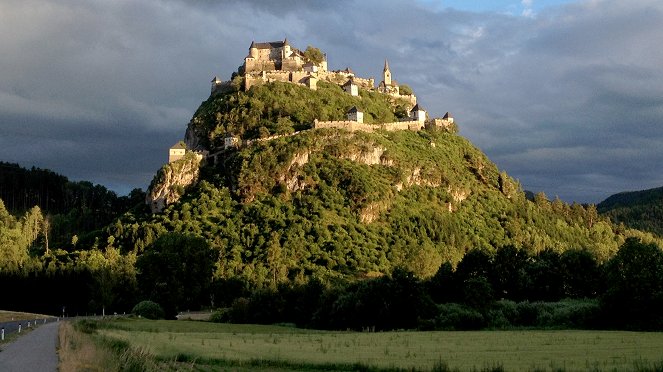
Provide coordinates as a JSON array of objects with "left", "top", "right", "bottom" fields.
[
  {"left": 347, "top": 106, "right": 363, "bottom": 123},
  {"left": 378, "top": 59, "right": 399, "bottom": 95},
  {"left": 342, "top": 79, "right": 359, "bottom": 96},
  {"left": 410, "top": 104, "right": 426, "bottom": 123},
  {"left": 224, "top": 135, "right": 240, "bottom": 149},
  {"left": 243, "top": 38, "right": 328, "bottom": 73},
  {"left": 211, "top": 76, "right": 222, "bottom": 93},
  {"left": 241, "top": 38, "right": 329, "bottom": 90},
  {"left": 306, "top": 75, "right": 318, "bottom": 90},
  {"left": 169, "top": 142, "right": 186, "bottom": 163},
  {"left": 383, "top": 59, "right": 392, "bottom": 86}
]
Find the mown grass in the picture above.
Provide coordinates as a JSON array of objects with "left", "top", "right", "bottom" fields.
[
  {"left": 0, "top": 310, "right": 50, "bottom": 322},
  {"left": 95, "top": 318, "right": 663, "bottom": 371}
]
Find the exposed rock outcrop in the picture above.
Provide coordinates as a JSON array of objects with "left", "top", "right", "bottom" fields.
[
  {"left": 185, "top": 123, "right": 208, "bottom": 152},
  {"left": 343, "top": 146, "right": 389, "bottom": 166},
  {"left": 278, "top": 151, "right": 311, "bottom": 193},
  {"left": 146, "top": 152, "right": 203, "bottom": 213}
]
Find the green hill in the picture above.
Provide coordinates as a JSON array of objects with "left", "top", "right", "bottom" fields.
[
  {"left": 598, "top": 186, "right": 663, "bottom": 236},
  {"left": 109, "top": 79, "right": 660, "bottom": 287}
]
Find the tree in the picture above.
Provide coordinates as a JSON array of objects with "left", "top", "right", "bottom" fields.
[
  {"left": 559, "top": 249, "right": 600, "bottom": 298},
  {"left": 399, "top": 84, "right": 413, "bottom": 96},
  {"left": 137, "top": 232, "right": 216, "bottom": 318},
  {"left": 491, "top": 245, "right": 529, "bottom": 301},
  {"left": 602, "top": 238, "right": 663, "bottom": 329},
  {"left": 427, "top": 261, "right": 456, "bottom": 303},
  {"left": 266, "top": 232, "right": 286, "bottom": 286},
  {"left": 455, "top": 249, "right": 494, "bottom": 309},
  {"left": 526, "top": 249, "right": 563, "bottom": 301},
  {"left": 455, "top": 249, "right": 493, "bottom": 283},
  {"left": 132, "top": 300, "right": 165, "bottom": 319},
  {"left": 303, "top": 46, "right": 324, "bottom": 65}
]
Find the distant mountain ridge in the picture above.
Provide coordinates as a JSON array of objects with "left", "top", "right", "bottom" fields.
[{"left": 598, "top": 186, "right": 663, "bottom": 236}]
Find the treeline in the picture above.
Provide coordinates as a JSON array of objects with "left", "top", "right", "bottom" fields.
[
  {"left": 3, "top": 202, "right": 662, "bottom": 331},
  {"left": 0, "top": 161, "right": 143, "bottom": 215},
  {"left": 0, "top": 162, "right": 146, "bottom": 250},
  {"left": 211, "top": 238, "right": 663, "bottom": 331},
  {"left": 0, "top": 163, "right": 144, "bottom": 315}
]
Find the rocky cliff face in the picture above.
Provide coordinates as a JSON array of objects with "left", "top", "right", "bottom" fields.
[
  {"left": 146, "top": 152, "right": 202, "bottom": 213},
  {"left": 185, "top": 124, "right": 207, "bottom": 152}
]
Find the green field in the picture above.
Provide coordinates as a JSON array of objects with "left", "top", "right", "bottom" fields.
[
  {"left": 96, "top": 319, "right": 663, "bottom": 371},
  {"left": 0, "top": 310, "right": 50, "bottom": 322}
]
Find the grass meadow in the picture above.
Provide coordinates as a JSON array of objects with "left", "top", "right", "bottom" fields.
[
  {"left": 93, "top": 318, "right": 663, "bottom": 371},
  {"left": 0, "top": 310, "right": 50, "bottom": 322}
]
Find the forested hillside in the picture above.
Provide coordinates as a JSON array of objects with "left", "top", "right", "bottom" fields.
[
  {"left": 2, "top": 74, "right": 663, "bottom": 330},
  {"left": 598, "top": 186, "right": 663, "bottom": 236},
  {"left": 107, "top": 81, "right": 661, "bottom": 287},
  {"left": 0, "top": 162, "right": 145, "bottom": 251}
]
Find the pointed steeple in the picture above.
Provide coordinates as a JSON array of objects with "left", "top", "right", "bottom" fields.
[
  {"left": 283, "top": 37, "right": 289, "bottom": 46},
  {"left": 383, "top": 59, "right": 392, "bottom": 86}
]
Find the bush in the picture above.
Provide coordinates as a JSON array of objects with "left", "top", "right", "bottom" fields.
[
  {"left": 74, "top": 319, "right": 99, "bottom": 334},
  {"left": 132, "top": 300, "right": 165, "bottom": 320},
  {"left": 210, "top": 308, "right": 231, "bottom": 323},
  {"left": 433, "top": 303, "right": 485, "bottom": 330},
  {"left": 488, "top": 299, "right": 600, "bottom": 329}
]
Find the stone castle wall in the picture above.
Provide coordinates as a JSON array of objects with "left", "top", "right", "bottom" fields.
[
  {"left": 396, "top": 94, "right": 417, "bottom": 106},
  {"left": 314, "top": 120, "right": 380, "bottom": 133},
  {"left": 351, "top": 77, "right": 375, "bottom": 90},
  {"left": 211, "top": 81, "right": 234, "bottom": 96},
  {"left": 244, "top": 70, "right": 381, "bottom": 94},
  {"left": 314, "top": 119, "right": 424, "bottom": 132}
]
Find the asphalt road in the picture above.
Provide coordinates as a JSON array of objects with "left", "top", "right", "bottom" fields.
[{"left": 0, "top": 321, "right": 59, "bottom": 372}]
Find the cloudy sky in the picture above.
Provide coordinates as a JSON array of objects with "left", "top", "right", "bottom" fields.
[{"left": 2, "top": 0, "right": 663, "bottom": 204}]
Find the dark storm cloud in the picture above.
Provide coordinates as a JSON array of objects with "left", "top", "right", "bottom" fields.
[{"left": 1, "top": 0, "right": 662, "bottom": 202}]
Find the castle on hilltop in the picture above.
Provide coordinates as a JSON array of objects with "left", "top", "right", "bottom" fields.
[
  {"left": 211, "top": 38, "right": 414, "bottom": 104},
  {"left": 243, "top": 39, "right": 328, "bottom": 74},
  {"left": 172, "top": 39, "right": 456, "bottom": 163}
]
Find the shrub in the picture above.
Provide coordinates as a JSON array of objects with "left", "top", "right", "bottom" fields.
[
  {"left": 488, "top": 299, "right": 600, "bottom": 329},
  {"left": 209, "top": 308, "right": 231, "bottom": 323},
  {"left": 131, "top": 300, "right": 165, "bottom": 320},
  {"left": 74, "top": 319, "right": 99, "bottom": 334},
  {"left": 433, "top": 303, "right": 485, "bottom": 330}
]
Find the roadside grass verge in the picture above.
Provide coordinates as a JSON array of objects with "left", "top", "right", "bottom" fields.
[
  {"left": 58, "top": 321, "right": 119, "bottom": 371},
  {"left": 79, "top": 318, "right": 663, "bottom": 371},
  {"left": 0, "top": 310, "right": 51, "bottom": 322}
]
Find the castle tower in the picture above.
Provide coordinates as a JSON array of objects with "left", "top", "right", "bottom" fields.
[
  {"left": 410, "top": 104, "right": 426, "bottom": 123},
  {"left": 169, "top": 142, "right": 186, "bottom": 163},
  {"left": 383, "top": 59, "right": 392, "bottom": 86},
  {"left": 249, "top": 41, "right": 258, "bottom": 58},
  {"left": 343, "top": 79, "right": 359, "bottom": 96},
  {"left": 283, "top": 38, "right": 291, "bottom": 58},
  {"left": 211, "top": 76, "right": 222, "bottom": 93},
  {"left": 347, "top": 106, "right": 364, "bottom": 123}
]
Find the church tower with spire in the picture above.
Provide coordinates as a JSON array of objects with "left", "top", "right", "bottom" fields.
[{"left": 383, "top": 59, "right": 392, "bottom": 86}]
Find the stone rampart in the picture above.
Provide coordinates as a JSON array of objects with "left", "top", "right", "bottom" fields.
[
  {"left": 314, "top": 119, "right": 424, "bottom": 133},
  {"left": 291, "top": 71, "right": 310, "bottom": 84},
  {"left": 264, "top": 70, "right": 291, "bottom": 82},
  {"left": 351, "top": 77, "right": 375, "bottom": 90},
  {"left": 211, "top": 81, "right": 233, "bottom": 96},
  {"left": 314, "top": 120, "right": 378, "bottom": 133},
  {"left": 319, "top": 71, "right": 355, "bottom": 85}
]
